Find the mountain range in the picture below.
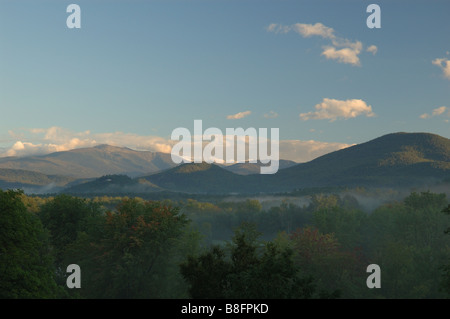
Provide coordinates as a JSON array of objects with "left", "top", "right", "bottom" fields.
[
  {"left": 0, "top": 144, "right": 177, "bottom": 178},
  {"left": 0, "top": 132, "right": 448, "bottom": 195}
]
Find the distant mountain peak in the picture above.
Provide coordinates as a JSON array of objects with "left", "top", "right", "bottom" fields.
[
  {"left": 0, "top": 143, "right": 178, "bottom": 179},
  {"left": 93, "top": 144, "right": 128, "bottom": 151},
  {"left": 93, "top": 144, "right": 111, "bottom": 149}
]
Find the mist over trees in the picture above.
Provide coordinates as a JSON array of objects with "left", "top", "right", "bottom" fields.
[{"left": 0, "top": 189, "right": 449, "bottom": 299}]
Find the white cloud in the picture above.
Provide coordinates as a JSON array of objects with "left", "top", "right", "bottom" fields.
[
  {"left": 432, "top": 58, "right": 450, "bottom": 79},
  {"left": 266, "top": 23, "right": 278, "bottom": 32},
  {"left": 321, "top": 46, "right": 361, "bottom": 66},
  {"left": 300, "top": 98, "right": 375, "bottom": 122},
  {"left": 4, "top": 140, "right": 95, "bottom": 157},
  {"left": 264, "top": 111, "right": 278, "bottom": 119},
  {"left": 432, "top": 106, "right": 448, "bottom": 116},
  {"left": 226, "top": 110, "right": 251, "bottom": 120},
  {"left": 3, "top": 127, "right": 97, "bottom": 157},
  {"left": 267, "top": 22, "right": 373, "bottom": 66},
  {"left": 420, "top": 106, "right": 449, "bottom": 119},
  {"left": 265, "top": 23, "right": 290, "bottom": 34},
  {"left": 366, "top": 45, "right": 378, "bottom": 55},
  {"left": 322, "top": 39, "right": 363, "bottom": 66},
  {"left": 331, "top": 38, "right": 362, "bottom": 50},
  {"left": 291, "top": 23, "right": 335, "bottom": 39},
  {"left": 0, "top": 127, "right": 174, "bottom": 157}
]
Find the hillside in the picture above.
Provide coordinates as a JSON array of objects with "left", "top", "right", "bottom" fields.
[
  {"left": 131, "top": 132, "right": 450, "bottom": 194},
  {"left": 271, "top": 132, "right": 450, "bottom": 190},
  {"left": 65, "top": 174, "right": 161, "bottom": 194},
  {"left": 1, "top": 132, "right": 448, "bottom": 195},
  {"left": 0, "top": 144, "right": 178, "bottom": 178},
  {"left": 220, "top": 160, "right": 297, "bottom": 175},
  {"left": 140, "top": 162, "right": 251, "bottom": 194},
  {"left": 0, "top": 168, "right": 76, "bottom": 193}
]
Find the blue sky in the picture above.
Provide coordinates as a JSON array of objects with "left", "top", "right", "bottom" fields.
[{"left": 0, "top": 0, "right": 449, "bottom": 162}]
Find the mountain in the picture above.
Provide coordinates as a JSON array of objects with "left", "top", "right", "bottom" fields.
[
  {"left": 1, "top": 132, "right": 449, "bottom": 195},
  {"left": 128, "top": 132, "right": 450, "bottom": 194},
  {"left": 271, "top": 132, "right": 450, "bottom": 191},
  {"left": 139, "top": 162, "right": 250, "bottom": 194},
  {"left": 220, "top": 160, "right": 297, "bottom": 175},
  {"left": 0, "top": 168, "right": 76, "bottom": 193},
  {"left": 0, "top": 144, "right": 178, "bottom": 179},
  {"left": 65, "top": 174, "right": 161, "bottom": 194}
]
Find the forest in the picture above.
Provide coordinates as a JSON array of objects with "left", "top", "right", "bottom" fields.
[{"left": 1, "top": 189, "right": 449, "bottom": 299}]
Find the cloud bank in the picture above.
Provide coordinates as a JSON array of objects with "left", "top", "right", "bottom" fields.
[
  {"left": 1, "top": 127, "right": 174, "bottom": 157},
  {"left": 0, "top": 126, "right": 353, "bottom": 163}
]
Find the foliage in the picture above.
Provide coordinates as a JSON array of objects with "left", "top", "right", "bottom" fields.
[
  {"left": 1, "top": 189, "right": 449, "bottom": 299},
  {"left": 0, "top": 190, "right": 59, "bottom": 298},
  {"left": 38, "top": 194, "right": 103, "bottom": 264},
  {"left": 440, "top": 204, "right": 450, "bottom": 296},
  {"left": 312, "top": 204, "right": 367, "bottom": 250},
  {"left": 64, "top": 198, "right": 197, "bottom": 298},
  {"left": 288, "top": 226, "right": 364, "bottom": 298},
  {"left": 364, "top": 192, "right": 450, "bottom": 298},
  {"left": 180, "top": 222, "right": 331, "bottom": 299},
  {"left": 0, "top": 168, "right": 74, "bottom": 186}
]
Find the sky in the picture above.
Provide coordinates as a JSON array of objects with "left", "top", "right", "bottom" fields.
[{"left": 0, "top": 0, "right": 449, "bottom": 163}]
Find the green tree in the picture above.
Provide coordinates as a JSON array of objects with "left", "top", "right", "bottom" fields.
[
  {"left": 180, "top": 222, "right": 326, "bottom": 299},
  {"left": 180, "top": 246, "right": 231, "bottom": 298},
  {"left": 309, "top": 194, "right": 339, "bottom": 211},
  {"left": 0, "top": 190, "right": 58, "bottom": 298},
  {"left": 39, "top": 194, "right": 102, "bottom": 264},
  {"left": 66, "top": 198, "right": 196, "bottom": 298},
  {"left": 365, "top": 192, "right": 450, "bottom": 298},
  {"left": 440, "top": 204, "right": 450, "bottom": 296},
  {"left": 288, "top": 226, "right": 363, "bottom": 298},
  {"left": 313, "top": 205, "right": 367, "bottom": 250}
]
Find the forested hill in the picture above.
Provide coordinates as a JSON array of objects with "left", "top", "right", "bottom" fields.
[
  {"left": 0, "top": 132, "right": 449, "bottom": 195},
  {"left": 0, "top": 168, "right": 75, "bottom": 192},
  {"left": 268, "top": 132, "right": 450, "bottom": 191},
  {"left": 219, "top": 159, "right": 298, "bottom": 175},
  {"left": 138, "top": 132, "right": 450, "bottom": 194},
  {"left": 140, "top": 162, "right": 250, "bottom": 193},
  {"left": 64, "top": 132, "right": 450, "bottom": 195}
]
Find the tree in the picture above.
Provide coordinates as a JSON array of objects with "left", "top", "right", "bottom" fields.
[
  {"left": 65, "top": 198, "right": 196, "bottom": 298},
  {"left": 39, "top": 194, "right": 102, "bottom": 264},
  {"left": 312, "top": 205, "right": 367, "bottom": 250},
  {"left": 440, "top": 204, "right": 450, "bottom": 296},
  {"left": 0, "top": 190, "right": 58, "bottom": 298},
  {"left": 180, "top": 246, "right": 231, "bottom": 298},
  {"left": 288, "top": 226, "right": 362, "bottom": 298},
  {"left": 365, "top": 192, "right": 450, "bottom": 298},
  {"left": 180, "top": 222, "right": 326, "bottom": 299}
]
